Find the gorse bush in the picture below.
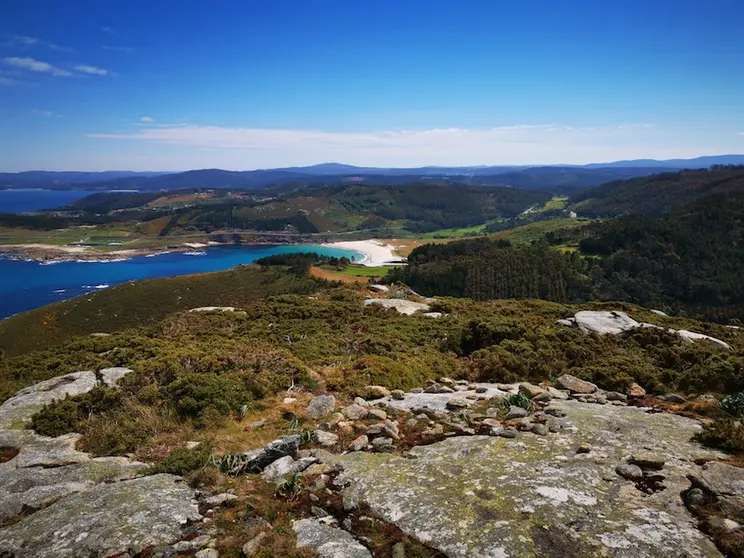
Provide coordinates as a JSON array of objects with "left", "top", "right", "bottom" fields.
[
  {"left": 166, "top": 373, "right": 252, "bottom": 420},
  {"left": 720, "top": 392, "right": 744, "bottom": 418}
]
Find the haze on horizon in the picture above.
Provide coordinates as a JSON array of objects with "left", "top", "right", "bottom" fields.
[{"left": 1, "top": 0, "right": 743, "bottom": 172}]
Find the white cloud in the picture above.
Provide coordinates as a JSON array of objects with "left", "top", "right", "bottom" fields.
[
  {"left": 140, "top": 116, "right": 155, "bottom": 123},
  {"left": 86, "top": 122, "right": 699, "bottom": 168},
  {"left": 3, "top": 57, "right": 72, "bottom": 76},
  {"left": 102, "top": 45, "right": 133, "bottom": 53},
  {"left": 30, "top": 109, "right": 54, "bottom": 117},
  {"left": 74, "top": 64, "right": 108, "bottom": 76},
  {"left": 8, "top": 35, "right": 73, "bottom": 52}
]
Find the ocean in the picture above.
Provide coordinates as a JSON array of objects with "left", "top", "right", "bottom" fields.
[
  {"left": 0, "top": 189, "right": 102, "bottom": 213},
  {"left": 0, "top": 245, "right": 364, "bottom": 319}
]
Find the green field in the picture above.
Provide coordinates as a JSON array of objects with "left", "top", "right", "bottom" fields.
[
  {"left": 492, "top": 217, "right": 592, "bottom": 245},
  {"left": 325, "top": 265, "right": 391, "bottom": 278},
  {"left": 417, "top": 224, "right": 488, "bottom": 239}
]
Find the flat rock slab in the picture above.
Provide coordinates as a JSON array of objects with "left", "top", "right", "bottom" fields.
[
  {"left": 364, "top": 298, "right": 431, "bottom": 315},
  {"left": 294, "top": 518, "right": 372, "bottom": 558},
  {"left": 337, "top": 400, "right": 724, "bottom": 557},
  {"left": 0, "top": 371, "right": 97, "bottom": 429},
  {"left": 0, "top": 474, "right": 201, "bottom": 558},
  {"left": 0, "top": 429, "right": 90, "bottom": 468},
  {"left": 372, "top": 383, "right": 510, "bottom": 413},
  {"left": 0, "top": 456, "right": 148, "bottom": 521}
]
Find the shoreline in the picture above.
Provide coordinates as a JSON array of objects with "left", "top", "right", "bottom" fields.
[{"left": 0, "top": 238, "right": 403, "bottom": 266}]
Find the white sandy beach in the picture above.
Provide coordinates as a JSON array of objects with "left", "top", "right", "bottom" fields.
[{"left": 324, "top": 239, "right": 401, "bottom": 267}]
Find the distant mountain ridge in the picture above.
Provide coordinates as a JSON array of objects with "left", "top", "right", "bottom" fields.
[{"left": 1, "top": 155, "right": 741, "bottom": 193}]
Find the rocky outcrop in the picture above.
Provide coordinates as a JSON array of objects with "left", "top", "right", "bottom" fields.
[
  {"left": 554, "top": 374, "right": 598, "bottom": 394},
  {"left": 0, "top": 371, "right": 98, "bottom": 429},
  {"left": 364, "top": 298, "right": 431, "bottom": 315},
  {"left": 690, "top": 462, "right": 744, "bottom": 523},
  {"left": 307, "top": 394, "right": 336, "bottom": 419},
  {"left": 559, "top": 310, "right": 732, "bottom": 350},
  {"left": 0, "top": 474, "right": 201, "bottom": 558},
  {"left": 294, "top": 518, "right": 372, "bottom": 558},
  {"left": 0, "top": 368, "right": 134, "bottom": 429},
  {"left": 335, "top": 399, "right": 725, "bottom": 557}
]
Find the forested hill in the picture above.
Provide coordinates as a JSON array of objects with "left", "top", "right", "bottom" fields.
[
  {"left": 388, "top": 193, "right": 744, "bottom": 323},
  {"left": 569, "top": 165, "right": 744, "bottom": 217}
]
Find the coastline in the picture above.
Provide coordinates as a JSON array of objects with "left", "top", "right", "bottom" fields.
[{"left": 0, "top": 238, "right": 404, "bottom": 265}]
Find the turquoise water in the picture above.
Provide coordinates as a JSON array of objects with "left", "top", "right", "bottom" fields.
[
  {"left": 0, "top": 190, "right": 101, "bottom": 213},
  {"left": 0, "top": 245, "right": 363, "bottom": 319}
]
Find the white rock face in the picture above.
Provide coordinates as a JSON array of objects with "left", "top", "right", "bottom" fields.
[
  {"left": 188, "top": 306, "right": 243, "bottom": 313},
  {"left": 369, "top": 284, "right": 390, "bottom": 293},
  {"left": 561, "top": 310, "right": 732, "bottom": 350},
  {"left": 294, "top": 518, "right": 372, "bottom": 558},
  {"left": 99, "top": 367, "right": 133, "bottom": 387},
  {"left": 372, "top": 383, "right": 509, "bottom": 413},
  {"left": 364, "top": 298, "right": 431, "bottom": 315}
]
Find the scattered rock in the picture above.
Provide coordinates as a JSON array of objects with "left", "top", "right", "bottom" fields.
[
  {"left": 262, "top": 456, "right": 317, "bottom": 483},
  {"left": 360, "top": 385, "right": 391, "bottom": 399},
  {"left": 371, "top": 437, "right": 395, "bottom": 451},
  {"left": 283, "top": 397, "right": 297, "bottom": 405},
  {"left": 195, "top": 549, "right": 219, "bottom": 558},
  {"left": 307, "top": 395, "right": 336, "bottom": 419},
  {"left": 685, "top": 488, "right": 706, "bottom": 507},
  {"left": 314, "top": 430, "right": 340, "bottom": 447},
  {"left": 349, "top": 435, "right": 368, "bottom": 452},
  {"left": 546, "top": 387, "right": 569, "bottom": 400},
  {"left": 496, "top": 428, "right": 518, "bottom": 439},
  {"left": 245, "top": 435, "right": 301, "bottom": 473},
  {"left": 242, "top": 531, "right": 269, "bottom": 557},
  {"left": 203, "top": 493, "right": 239, "bottom": 507},
  {"left": 505, "top": 406, "right": 530, "bottom": 420},
  {"left": 532, "top": 424, "right": 549, "bottom": 436},
  {"left": 708, "top": 518, "right": 742, "bottom": 531},
  {"left": 390, "top": 389, "right": 406, "bottom": 400},
  {"left": 616, "top": 463, "right": 644, "bottom": 481},
  {"left": 519, "top": 383, "right": 546, "bottom": 398},
  {"left": 369, "top": 284, "right": 389, "bottom": 293},
  {"left": 630, "top": 453, "right": 666, "bottom": 470},
  {"left": 577, "top": 443, "right": 592, "bottom": 454},
  {"left": 367, "top": 408, "right": 388, "bottom": 421},
  {"left": 342, "top": 404, "right": 369, "bottom": 421},
  {"left": 606, "top": 391, "right": 628, "bottom": 402},
  {"left": 249, "top": 419, "right": 266, "bottom": 429},
  {"left": 328, "top": 412, "right": 345, "bottom": 426},
  {"left": 392, "top": 541, "right": 406, "bottom": 558},
  {"left": 663, "top": 394, "right": 687, "bottom": 404},
  {"left": 364, "top": 298, "right": 430, "bottom": 316},
  {"left": 628, "top": 383, "right": 646, "bottom": 398},
  {"left": 445, "top": 398, "right": 471, "bottom": 410},
  {"left": 293, "top": 518, "right": 372, "bottom": 558},
  {"left": 554, "top": 374, "right": 597, "bottom": 394}
]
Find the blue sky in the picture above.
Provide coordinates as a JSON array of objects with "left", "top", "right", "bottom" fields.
[{"left": 1, "top": 0, "right": 743, "bottom": 171}]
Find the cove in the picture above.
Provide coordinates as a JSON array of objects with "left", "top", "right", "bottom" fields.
[{"left": 0, "top": 244, "right": 363, "bottom": 320}]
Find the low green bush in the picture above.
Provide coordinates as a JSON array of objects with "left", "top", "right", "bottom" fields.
[
  {"left": 166, "top": 373, "right": 252, "bottom": 420},
  {"left": 150, "top": 443, "right": 213, "bottom": 475}
]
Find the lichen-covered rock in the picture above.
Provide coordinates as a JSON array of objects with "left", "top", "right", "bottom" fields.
[
  {"left": 314, "top": 430, "right": 340, "bottom": 447},
  {"left": 0, "top": 429, "right": 90, "bottom": 468},
  {"left": 307, "top": 394, "right": 336, "bottom": 419},
  {"left": 245, "top": 435, "right": 301, "bottom": 473},
  {"left": 360, "top": 385, "right": 391, "bottom": 399},
  {"left": 690, "top": 462, "right": 744, "bottom": 523},
  {"left": 261, "top": 456, "right": 317, "bottom": 483},
  {"left": 294, "top": 518, "right": 372, "bottom": 558},
  {"left": 0, "top": 455, "right": 147, "bottom": 521},
  {"left": 628, "top": 383, "right": 647, "bottom": 398},
  {"left": 342, "top": 404, "right": 369, "bottom": 420},
  {"left": 335, "top": 400, "right": 724, "bottom": 557},
  {"left": 0, "top": 474, "right": 201, "bottom": 558},
  {"left": 0, "top": 371, "right": 97, "bottom": 429}
]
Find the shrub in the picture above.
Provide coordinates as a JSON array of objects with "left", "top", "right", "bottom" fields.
[
  {"left": 150, "top": 443, "right": 213, "bottom": 475},
  {"left": 166, "top": 373, "right": 252, "bottom": 420},
  {"left": 31, "top": 386, "right": 124, "bottom": 437},
  {"left": 720, "top": 392, "right": 744, "bottom": 418},
  {"left": 696, "top": 418, "right": 744, "bottom": 453},
  {"left": 501, "top": 393, "right": 533, "bottom": 412}
]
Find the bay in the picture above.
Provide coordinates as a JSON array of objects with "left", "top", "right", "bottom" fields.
[
  {"left": 0, "top": 245, "right": 363, "bottom": 319},
  {"left": 0, "top": 190, "right": 102, "bottom": 214}
]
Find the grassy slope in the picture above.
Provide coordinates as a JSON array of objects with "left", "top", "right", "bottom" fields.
[
  {"left": 491, "top": 218, "right": 592, "bottom": 245},
  {"left": 0, "top": 265, "right": 327, "bottom": 357}
]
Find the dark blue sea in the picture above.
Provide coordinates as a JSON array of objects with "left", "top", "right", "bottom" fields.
[
  {"left": 0, "top": 189, "right": 101, "bottom": 213},
  {"left": 0, "top": 245, "right": 363, "bottom": 320}
]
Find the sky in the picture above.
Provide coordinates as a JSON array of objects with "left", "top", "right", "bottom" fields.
[{"left": 1, "top": 0, "right": 743, "bottom": 171}]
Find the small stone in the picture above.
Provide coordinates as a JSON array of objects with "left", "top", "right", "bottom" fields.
[
  {"left": 424, "top": 384, "right": 441, "bottom": 394},
  {"left": 505, "top": 406, "right": 530, "bottom": 420},
  {"left": 391, "top": 389, "right": 406, "bottom": 400},
  {"left": 349, "top": 435, "right": 369, "bottom": 452},
  {"left": 354, "top": 397, "right": 368, "bottom": 407},
  {"left": 341, "top": 404, "right": 369, "bottom": 420},
  {"left": 630, "top": 453, "right": 665, "bottom": 470},
  {"left": 627, "top": 383, "right": 646, "bottom": 398},
  {"left": 311, "top": 506, "right": 330, "bottom": 517},
  {"left": 532, "top": 392, "right": 552, "bottom": 404},
  {"left": 361, "top": 385, "right": 392, "bottom": 399},
  {"left": 371, "top": 437, "right": 394, "bottom": 451},
  {"left": 314, "top": 430, "right": 339, "bottom": 447},
  {"left": 410, "top": 388, "right": 423, "bottom": 394},
  {"left": 283, "top": 397, "right": 297, "bottom": 405},
  {"left": 439, "top": 377, "right": 456, "bottom": 386},
  {"left": 384, "top": 419, "right": 401, "bottom": 439},
  {"left": 497, "top": 428, "right": 518, "bottom": 439},
  {"left": 606, "top": 391, "right": 628, "bottom": 402},
  {"left": 616, "top": 463, "right": 644, "bottom": 481},
  {"left": 438, "top": 386, "right": 455, "bottom": 393},
  {"left": 366, "top": 423, "right": 385, "bottom": 435},
  {"left": 475, "top": 387, "right": 488, "bottom": 394},
  {"left": 544, "top": 408, "right": 567, "bottom": 418},
  {"left": 546, "top": 418, "right": 561, "bottom": 433},
  {"left": 307, "top": 395, "right": 336, "bottom": 419},
  {"left": 611, "top": 400, "right": 627, "bottom": 406},
  {"left": 685, "top": 488, "right": 706, "bottom": 507},
  {"left": 664, "top": 393, "right": 687, "bottom": 404},
  {"left": 195, "top": 549, "right": 219, "bottom": 558},
  {"left": 336, "top": 421, "right": 354, "bottom": 435},
  {"left": 577, "top": 443, "right": 592, "bottom": 454},
  {"left": 406, "top": 418, "right": 419, "bottom": 428},
  {"left": 367, "top": 408, "right": 388, "bottom": 421},
  {"left": 185, "top": 441, "right": 201, "bottom": 450},
  {"left": 445, "top": 398, "right": 471, "bottom": 410},
  {"left": 708, "top": 518, "right": 742, "bottom": 531},
  {"left": 555, "top": 374, "right": 597, "bottom": 394},
  {"left": 547, "top": 387, "right": 570, "bottom": 400},
  {"left": 532, "top": 424, "right": 549, "bottom": 436},
  {"left": 392, "top": 542, "right": 406, "bottom": 558},
  {"left": 203, "top": 493, "right": 239, "bottom": 507},
  {"left": 242, "top": 531, "right": 269, "bottom": 557},
  {"left": 519, "top": 383, "right": 546, "bottom": 398}
]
